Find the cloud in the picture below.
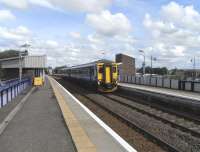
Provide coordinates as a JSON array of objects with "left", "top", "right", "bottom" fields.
[
  {"left": 86, "top": 10, "right": 132, "bottom": 37},
  {"left": 0, "top": 9, "right": 15, "bottom": 21},
  {"left": 69, "top": 32, "right": 81, "bottom": 39},
  {"left": 0, "top": 0, "right": 112, "bottom": 12},
  {"left": 29, "top": 0, "right": 55, "bottom": 9},
  {"left": 47, "top": 0, "right": 112, "bottom": 12},
  {"left": 161, "top": 1, "right": 200, "bottom": 30},
  {"left": 0, "top": 26, "right": 31, "bottom": 41},
  {"left": 45, "top": 40, "right": 58, "bottom": 48},
  {"left": 0, "top": 0, "right": 28, "bottom": 9},
  {"left": 0, "top": 26, "right": 136, "bottom": 67},
  {"left": 143, "top": 1, "right": 200, "bottom": 65}
]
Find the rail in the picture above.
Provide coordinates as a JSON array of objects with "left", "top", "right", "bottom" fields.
[{"left": 0, "top": 78, "right": 31, "bottom": 108}]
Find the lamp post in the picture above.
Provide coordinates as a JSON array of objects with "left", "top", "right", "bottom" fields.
[
  {"left": 139, "top": 49, "right": 145, "bottom": 75},
  {"left": 18, "top": 51, "right": 22, "bottom": 81},
  {"left": 19, "top": 43, "right": 31, "bottom": 81}
]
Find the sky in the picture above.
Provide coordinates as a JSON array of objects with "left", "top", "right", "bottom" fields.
[{"left": 0, "top": 0, "right": 200, "bottom": 69}]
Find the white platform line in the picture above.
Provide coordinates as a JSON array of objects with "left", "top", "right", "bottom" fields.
[{"left": 52, "top": 78, "right": 137, "bottom": 152}]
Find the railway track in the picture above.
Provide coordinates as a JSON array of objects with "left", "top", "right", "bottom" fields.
[
  {"left": 80, "top": 93, "right": 180, "bottom": 152},
  {"left": 102, "top": 93, "right": 200, "bottom": 139},
  {"left": 55, "top": 78, "right": 200, "bottom": 152},
  {"left": 116, "top": 90, "right": 200, "bottom": 124}
]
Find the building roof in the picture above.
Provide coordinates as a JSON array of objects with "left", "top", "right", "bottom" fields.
[
  {"left": 0, "top": 55, "right": 46, "bottom": 69},
  {"left": 0, "top": 56, "right": 22, "bottom": 62}
]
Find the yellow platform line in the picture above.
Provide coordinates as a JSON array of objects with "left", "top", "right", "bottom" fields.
[{"left": 48, "top": 77, "right": 96, "bottom": 152}]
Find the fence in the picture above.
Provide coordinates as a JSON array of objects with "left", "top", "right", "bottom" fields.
[
  {"left": 0, "top": 78, "right": 31, "bottom": 108},
  {"left": 119, "top": 75, "right": 200, "bottom": 93}
]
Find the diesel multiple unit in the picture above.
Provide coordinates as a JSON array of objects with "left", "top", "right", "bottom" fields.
[{"left": 57, "top": 60, "right": 119, "bottom": 92}]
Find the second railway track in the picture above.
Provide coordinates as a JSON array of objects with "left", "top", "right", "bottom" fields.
[
  {"left": 102, "top": 93, "right": 200, "bottom": 139},
  {"left": 55, "top": 77, "right": 200, "bottom": 152}
]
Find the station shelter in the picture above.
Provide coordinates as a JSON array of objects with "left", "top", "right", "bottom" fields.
[{"left": 0, "top": 55, "right": 46, "bottom": 86}]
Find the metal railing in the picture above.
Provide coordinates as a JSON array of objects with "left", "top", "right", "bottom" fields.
[
  {"left": 0, "top": 78, "right": 31, "bottom": 108},
  {"left": 119, "top": 75, "right": 200, "bottom": 93}
]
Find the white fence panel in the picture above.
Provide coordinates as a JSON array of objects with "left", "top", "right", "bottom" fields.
[
  {"left": 145, "top": 77, "right": 150, "bottom": 85},
  {"left": 128, "top": 75, "right": 132, "bottom": 83},
  {"left": 123, "top": 75, "right": 127, "bottom": 83},
  {"left": 136, "top": 77, "right": 140, "bottom": 84},
  {"left": 140, "top": 77, "right": 144, "bottom": 85},
  {"left": 132, "top": 76, "right": 136, "bottom": 83},
  {"left": 151, "top": 77, "right": 157, "bottom": 86},
  {"left": 157, "top": 78, "right": 163, "bottom": 87},
  {"left": 171, "top": 79, "right": 179, "bottom": 89},
  {"left": 163, "top": 79, "right": 170, "bottom": 88},
  {"left": 185, "top": 82, "right": 192, "bottom": 91},
  {"left": 194, "top": 83, "right": 200, "bottom": 92}
]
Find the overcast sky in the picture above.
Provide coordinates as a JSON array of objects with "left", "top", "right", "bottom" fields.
[{"left": 0, "top": 0, "right": 200, "bottom": 69}]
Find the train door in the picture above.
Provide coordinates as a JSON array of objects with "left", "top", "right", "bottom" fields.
[
  {"left": 97, "top": 63, "right": 112, "bottom": 84},
  {"left": 105, "top": 66, "right": 111, "bottom": 83},
  {"left": 112, "top": 64, "right": 118, "bottom": 81}
]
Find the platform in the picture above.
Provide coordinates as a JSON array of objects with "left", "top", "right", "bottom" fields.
[
  {"left": 49, "top": 77, "right": 136, "bottom": 152},
  {"left": 119, "top": 83, "right": 200, "bottom": 102},
  {"left": 0, "top": 78, "right": 76, "bottom": 152},
  {"left": 0, "top": 77, "right": 136, "bottom": 152}
]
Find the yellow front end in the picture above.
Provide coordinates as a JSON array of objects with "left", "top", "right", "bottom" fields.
[{"left": 97, "top": 63, "right": 118, "bottom": 92}]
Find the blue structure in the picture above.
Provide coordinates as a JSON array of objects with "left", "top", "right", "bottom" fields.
[{"left": 0, "top": 78, "right": 31, "bottom": 108}]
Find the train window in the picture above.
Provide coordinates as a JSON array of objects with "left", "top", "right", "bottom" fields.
[
  {"left": 112, "top": 66, "right": 117, "bottom": 73},
  {"left": 90, "top": 67, "right": 94, "bottom": 75},
  {"left": 98, "top": 67, "right": 103, "bottom": 73}
]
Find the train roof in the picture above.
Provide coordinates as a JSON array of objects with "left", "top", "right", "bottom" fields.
[{"left": 61, "top": 59, "right": 115, "bottom": 70}]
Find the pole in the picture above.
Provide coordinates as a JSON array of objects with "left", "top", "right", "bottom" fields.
[
  {"left": 139, "top": 50, "right": 145, "bottom": 75},
  {"left": 19, "top": 51, "right": 22, "bottom": 82},
  {"left": 151, "top": 56, "right": 153, "bottom": 76},
  {"left": 143, "top": 55, "right": 145, "bottom": 75},
  {"left": 194, "top": 56, "right": 196, "bottom": 80}
]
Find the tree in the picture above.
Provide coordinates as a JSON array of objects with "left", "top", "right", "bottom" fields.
[
  {"left": 137, "top": 66, "right": 168, "bottom": 75},
  {"left": 0, "top": 50, "right": 20, "bottom": 59}
]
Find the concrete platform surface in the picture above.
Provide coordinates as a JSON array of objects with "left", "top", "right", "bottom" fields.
[
  {"left": 0, "top": 78, "right": 76, "bottom": 152},
  {"left": 119, "top": 83, "right": 200, "bottom": 102},
  {"left": 49, "top": 77, "right": 136, "bottom": 152}
]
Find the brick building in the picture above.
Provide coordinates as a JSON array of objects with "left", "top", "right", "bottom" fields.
[{"left": 115, "top": 54, "right": 136, "bottom": 76}]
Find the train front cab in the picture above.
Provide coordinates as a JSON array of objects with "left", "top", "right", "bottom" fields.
[{"left": 97, "top": 63, "right": 118, "bottom": 92}]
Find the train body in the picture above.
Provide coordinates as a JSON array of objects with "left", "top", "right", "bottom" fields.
[{"left": 56, "top": 60, "right": 118, "bottom": 92}]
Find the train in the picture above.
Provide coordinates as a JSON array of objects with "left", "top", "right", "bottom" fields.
[{"left": 55, "top": 60, "right": 119, "bottom": 92}]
